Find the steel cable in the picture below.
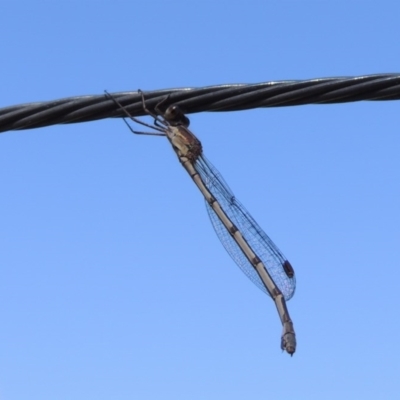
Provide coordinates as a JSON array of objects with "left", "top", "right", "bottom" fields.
[{"left": 0, "top": 73, "right": 399, "bottom": 133}]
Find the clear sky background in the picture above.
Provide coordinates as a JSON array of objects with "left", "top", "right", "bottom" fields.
[{"left": 1, "top": 1, "right": 399, "bottom": 399}]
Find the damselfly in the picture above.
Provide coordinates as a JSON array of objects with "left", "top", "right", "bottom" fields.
[{"left": 106, "top": 91, "right": 297, "bottom": 355}]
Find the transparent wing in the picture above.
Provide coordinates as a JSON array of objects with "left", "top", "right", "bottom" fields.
[{"left": 195, "top": 155, "right": 296, "bottom": 301}]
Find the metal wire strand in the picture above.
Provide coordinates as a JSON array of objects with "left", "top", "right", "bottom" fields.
[{"left": 0, "top": 73, "right": 399, "bottom": 133}]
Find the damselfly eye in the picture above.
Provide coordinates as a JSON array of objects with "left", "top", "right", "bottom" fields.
[
  {"left": 164, "top": 105, "right": 190, "bottom": 127},
  {"left": 166, "top": 105, "right": 180, "bottom": 117},
  {"left": 169, "top": 106, "right": 178, "bottom": 115}
]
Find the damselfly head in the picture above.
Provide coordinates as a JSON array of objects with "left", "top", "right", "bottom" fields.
[{"left": 164, "top": 105, "right": 190, "bottom": 128}]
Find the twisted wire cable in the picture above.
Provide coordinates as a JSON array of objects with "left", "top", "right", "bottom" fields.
[{"left": 0, "top": 73, "right": 399, "bottom": 133}]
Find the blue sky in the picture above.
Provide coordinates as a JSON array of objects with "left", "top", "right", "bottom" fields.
[{"left": 1, "top": 1, "right": 399, "bottom": 399}]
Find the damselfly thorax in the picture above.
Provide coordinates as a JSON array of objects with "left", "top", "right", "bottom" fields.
[{"left": 166, "top": 124, "right": 203, "bottom": 163}]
